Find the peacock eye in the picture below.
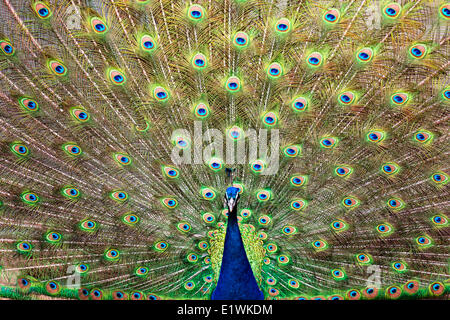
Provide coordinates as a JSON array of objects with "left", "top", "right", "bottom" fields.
[
  {"left": 307, "top": 52, "right": 323, "bottom": 67},
  {"left": 291, "top": 96, "right": 309, "bottom": 112},
  {"left": 192, "top": 53, "right": 208, "bottom": 70},
  {"left": 34, "top": 2, "right": 52, "bottom": 19},
  {"left": 188, "top": 4, "right": 205, "bottom": 22},
  {"left": 383, "top": 3, "right": 402, "bottom": 18},
  {"left": 90, "top": 17, "right": 108, "bottom": 34},
  {"left": 275, "top": 18, "right": 291, "bottom": 34},
  {"left": 323, "top": 9, "right": 340, "bottom": 24},
  {"left": 233, "top": 32, "right": 249, "bottom": 48},
  {"left": 409, "top": 44, "right": 427, "bottom": 59}
]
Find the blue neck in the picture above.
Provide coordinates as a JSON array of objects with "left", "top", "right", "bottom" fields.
[{"left": 211, "top": 206, "right": 264, "bottom": 300}]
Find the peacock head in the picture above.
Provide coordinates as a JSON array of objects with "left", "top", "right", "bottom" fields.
[{"left": 225, "top": 186, "right": 240, "bottom": 213}]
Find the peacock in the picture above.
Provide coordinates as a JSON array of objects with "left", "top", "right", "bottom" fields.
[{"left": 0, "top": 0, "right": 448, "bottom": 301}]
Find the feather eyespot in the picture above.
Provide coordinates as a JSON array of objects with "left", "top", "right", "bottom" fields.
[
  {"left": 202, "top": 213, "right": 215, "bottom": 224},
  {"left": 266, "top": 243, "right": 278, "bottom": 253},
  {"left": 227, "top": 126, "right": 243, "bottom": 140},
  {"left": 233, "top": 32, "right": 249, "bottom": 49},
  {"left": 240, "top": 209, "right": 252, "bottom": 218},
  {"left": 282, "top": 226, "right": 297, "bottom": 235},
  {"left": 381, "top": 163, "right": 400, "bottom": 176},
  {"left": 192, "top": 53, "right": 207, "bottom": 70},
  {"left": 62, "top": 186, "right": 80, "bottom": 199},
  {"left": 342, "top": 196, "right": 360, "bottom": 209},
  {"left": 48, "top": 60, "right": 67, "bottom": 76},
  {"left": 431, "top": 214, "right": 448, "bottom": 227},
  {"left": 413, "top": 130, "right": 433, "bottom": 144},
  {"left": 290, "top": 175, "right": 307, "bottom": 187},
  {"left": 17, "top": 277, "right": 33, "bottom": 291},
  {"left": 346, "top": 289, "right": 361, "bottom": 300},
  {"left": 161, "top": 197, "right": 178, "bottom": 209},
  {"left": 194, "top": 102, "right": 210, "bottom": 119},
  {"left": 274, "top": 18, "right": 291, "bottom": 34},
  {"left": 256, "top": 190, "right": 271, "bottom": 202},
  {"left": 356, "top": 48, "right": 373, "bottom": 63},
  {"left": 331, "top": 269, "right": 346, "bottom": 280},
  {"left": 17, "top": 241, "right": 32, "bottom": 254},
  {"left": 283, "top": 145, "right": 301, "bottom": 157},
  {"left": 291, "top": 96, "right": 308, "bottom": 112},
  {"left": 225, "top": 76, "right": 241, "bottom": 92},
  {"left": 277, "top": 255, "right": 289, "bottom": 264},
  {"left": 331, "top": 219, "right": 348, "bottom": 232},
  {"left": 34, "top": 2, "right": 52, "bottom": 19},
  {"left": 186, "top": 253, "right": 198, "bottom": 263},
  {"left": 140, "top": 35, "right": 156, "bottom": 53},
  {"left": 376, "top": 223, "right": 394, "bottom": 236},
  {"left": 104, "top": 248, "right": 120, "bottom": 261},
  {"left": 386, "top": 286, "right": 402, "bottom": 299},
  {"left": 338, "top": 91, "right": 356, "bottom": 105},
  {"left": 409, "top": 44, "right": 427, "bottom": 59},
  {"left": 11, "top": 143, "right": 29, "bottom": 157},
  {"left": 153, "top": 240, "right": 169, "bottom": 252},
  {"left": 392, "top": 261, "right": 407, "bottom": 273},
  {"left": 76, "top": 263, "right": 89, "bottom": 274},
  {"left": 429, "top": 281, "right": 444, "bottom": 296},
  {"left": 387, "top": 197, "right": 405, "bottom": 210},
  {"left": 114, "top": 153, "right": 132, "bottom": 166},
  {"left": 306, "top": 52, "right": 323, "bottom": 67},
  {"left": 390, "top": 92, "right": 409, "bottom": 105},
  {"left": 312, "top": 240, "right": 328, "bottom": 251},
  {"left": 366, "top": 130, "right": 386, "bottom": 143},
  {"left": 416, "top": 235, "right": 433, "bottom": 248},
  {"left": 91, "top": 289, "right": 103, "bottom": 300},
  {"left": 323, "top": 9, "right": 340, "bottom": 24},
  {"left": 262, "top": 112, "right": 278, "bottom": 126},
  {"left": 208, "top": 158, "right": 223, "bottom": 171},
  {"left": 383, "top": 3, "right": 401, "bottom": 18},
  {"left": 440, "top": 4, "right": 450, "bottom": 19},
  {"left": 108, "top": 69, "right": 126, "bottom": 85},
  {"left": 110, "top": 191, "right": 129, "bottom": 202},
  {"left": 198, "top": 241, "right": 209, "bottom": 250},
  {"left": 78, "top": 288, "right": 90, "bottom": 300},
  {"left": 79, "top": 219, "right": 97, "bottom": 232},
  {"left": 62, "top": 143, "right": 82, "bottom": 156},
  {"left": 19, "top": 97, "right": 39, "bottom": 112},
  {"left": 46, "top": 281, "right": 60, "bottom": 295},
  {"left": 320, "top": 137, "right": 338, "bottom": 148},
  {"left": 21, "top": 191, "right": 39, "bottom": 205},
  {"left": 70, "top": 107, "right": 90, "bottom": 122},
  {"left": 290, "top": 199, "right": 307, "bottom": 211},
  {"left": 363, "top": 287, "right": 379, "bottom": 299},
  {"left": 184, "top": 281, "right": 195, "bottom": 290},
  {"left": 147, "top": 293, "right": 160, "bottom": 300},
  {"left": 249, "top": 159, "right": 265, "bottom": 174},
  {"left": 177, "top": 222, "right": 191, "bottom": 233},
  {"left": 201, "top": 187, "right": 216, "bottom": 200},
  {"left": 288, "top": 279, "right": 300, "bottom": 289},
  {"left": 356, "top": 253, "right": 372, "bottom": 265},
  {"left": 152, "top": 86, "right": 170, "bottom": 101},
  {"left": 404, "top": 280, "right": 420, "bottom": 295},
  {"left": 45, "top": 231, "right": 62, "bottom": 243},
  {"left": 163, "top": 165, "right": 180, "bottom": 178},
  {"left": 188, "top": 4, "right": 205, "bottom": 22},
  {"left": 258, "top": 215, "right": 271, "bottom": 226},
  {"left": 135, "top": 266, "right": 149, "bottom": 277},
  {"left": 430, "top": 172, "right": 448, "bottom": 185},
  {"left": 334, "top": 165, "right": 353, "bottom": 177},
  {"left": 0, "top": 40, "right": 15, "bottom": 56},
  {"left": 267, "top": 62, "right": 283, "bottom": 79},
  {"left": 90, "top": 17, "right": 108, "bottom": 34},
  {"left": 328, "top": 295, "right": 344, "bottom": 300},
  {"left": 112, "top": 290, "right": 128, "bottom": 300}
]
